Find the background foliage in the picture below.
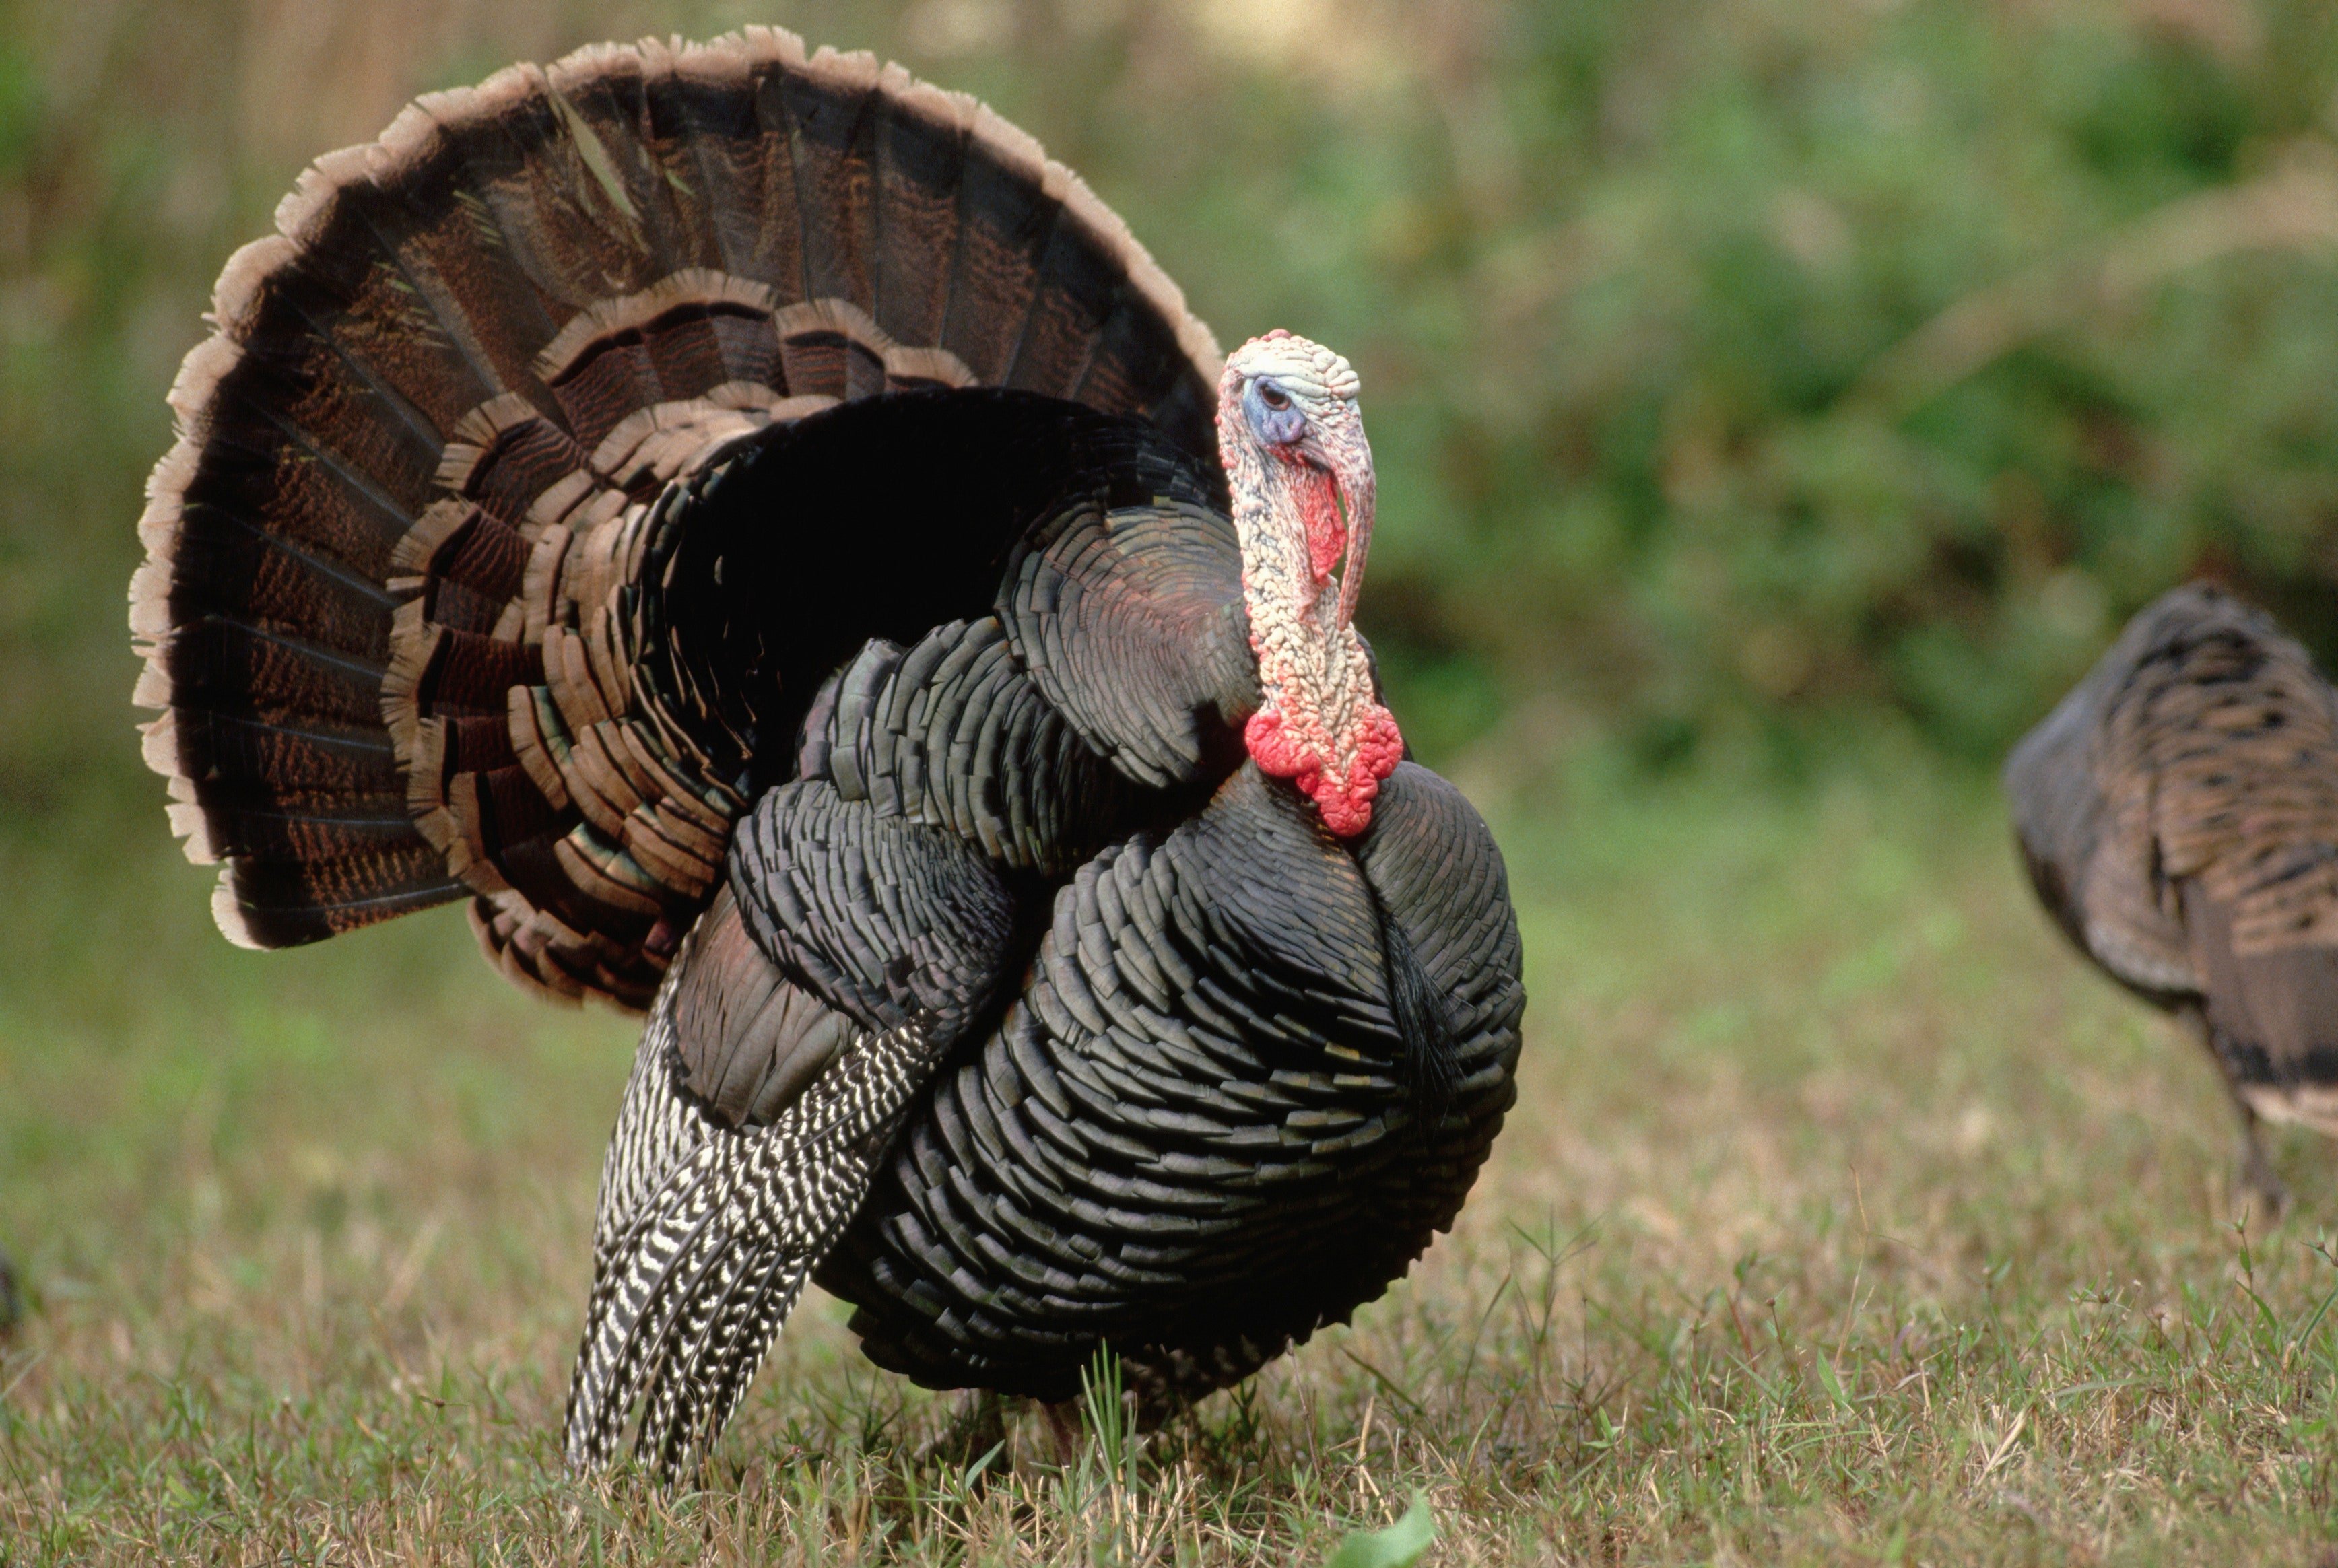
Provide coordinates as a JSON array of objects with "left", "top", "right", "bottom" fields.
[{"left": 11, "top": 0, "right": 2338, "bottom": 813}]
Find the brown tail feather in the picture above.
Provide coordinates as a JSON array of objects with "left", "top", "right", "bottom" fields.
[{"left": 135, "top": 26, "right": 1221, "bottom": 1009}]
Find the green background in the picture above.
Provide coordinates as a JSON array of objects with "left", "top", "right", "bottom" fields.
[{"left": 15, "top": 0, "right": 2338, "bottom": 815}]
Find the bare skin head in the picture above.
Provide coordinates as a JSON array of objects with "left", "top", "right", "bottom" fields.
[{"left": 1215, "top": 331, "right": 1400, "bottom": 836}]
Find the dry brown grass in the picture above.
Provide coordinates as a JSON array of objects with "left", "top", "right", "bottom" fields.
[{"left": 6, "top": 749, "right": 2338, "bottom": 1563}]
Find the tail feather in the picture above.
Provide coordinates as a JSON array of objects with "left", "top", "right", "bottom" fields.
[
  {"left": 871, "top": 77, "right": 973, "bottom": 350},
  {"left": 222, "top": 850, "right": 466, "bottom": 947},
  {"left": 137, "top": 623, "right": 387, "bottom": 743},
  {"left": 656, "top": 46, "right": 813, "bottom": 300},
  {"left": 283, "top": 162, "right": 522, "bottom": 419},
  {"left": 779, "top": 53, "right": 874, "bottom": 310},
  {"left": 942, "top": 112, "right": 1057, "bottom": 388},
  {"left": 137, "top": 26, "right": 1221, "bottom": 1009}
]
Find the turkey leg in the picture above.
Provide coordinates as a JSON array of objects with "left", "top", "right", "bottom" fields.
[{"left": 2182, "top": 1006, "right": 2289, "bottom": 1219}]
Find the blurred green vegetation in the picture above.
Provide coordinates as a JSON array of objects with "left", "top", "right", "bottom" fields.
[{"left": 9, "top": 0, "right": 2338, "bottom": 840}]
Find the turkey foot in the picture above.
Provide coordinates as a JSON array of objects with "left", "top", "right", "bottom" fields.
[
  {"left": 2234, "top": 1103, "right": 2291, "bottom": 1221},
  {"left": 2182, "top": 1010, "right": 2293, "bottom": 1221}
]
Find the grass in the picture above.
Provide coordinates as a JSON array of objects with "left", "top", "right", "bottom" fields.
[{"left": 6, "top": 739, "right": 2338, "bottom": 1564}]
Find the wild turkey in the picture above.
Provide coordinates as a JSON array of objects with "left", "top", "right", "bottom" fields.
[
  {"left": 0, "top": 1244, "right": 18, "bottom": 1338},
  {"left": 2006, "top": 582, "right": 2338, "bottom": 1213},
  {"left": 131, "top": 30, "right": 1526, "bottom": 1480}
]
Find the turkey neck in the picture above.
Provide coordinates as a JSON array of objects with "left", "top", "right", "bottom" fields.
[{"left": 1220, "top": 405, "right": 1402, "bottom": 838}]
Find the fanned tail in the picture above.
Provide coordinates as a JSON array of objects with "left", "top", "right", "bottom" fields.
[{"left": 133, "top": 28, "right": 1220, "bottom": 1008}]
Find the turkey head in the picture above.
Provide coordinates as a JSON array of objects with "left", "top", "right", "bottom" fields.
[{"left": 1216, "top": 331, "right": 1402, "bottom": 836}]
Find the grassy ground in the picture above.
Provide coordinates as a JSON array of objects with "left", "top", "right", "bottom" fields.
[{"left": 5, "top": 741, "right": 2338, "bottom": 1565}]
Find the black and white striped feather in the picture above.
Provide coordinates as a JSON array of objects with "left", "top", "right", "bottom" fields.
[{"left": 564, "top": 967, "right": 933, "bottom": 1478}]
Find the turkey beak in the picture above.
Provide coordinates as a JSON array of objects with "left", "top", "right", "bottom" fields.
[{"left": 1318, "top": 410, "right": 1375, "bottom": 628}]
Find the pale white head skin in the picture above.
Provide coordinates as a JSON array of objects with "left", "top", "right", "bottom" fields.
[{"left": 1215, "top": 331, "right": 1402, "bottom": 836}]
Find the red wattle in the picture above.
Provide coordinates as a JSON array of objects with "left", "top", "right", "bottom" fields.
[
  {"left": 1244, "top": 702, "right": 1404, "bottom": 838},
  {"left": 1244, "top": 710, "right": 1318, "bottom": 788}
]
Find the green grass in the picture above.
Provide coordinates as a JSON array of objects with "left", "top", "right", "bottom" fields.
[{"left": 6, "top": 743, "right": 2338, "bottom": 1563}]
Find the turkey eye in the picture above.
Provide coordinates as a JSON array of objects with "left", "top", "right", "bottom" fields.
[{"left": 1243, "top": 378, "right": 1305, "bottom": 445}]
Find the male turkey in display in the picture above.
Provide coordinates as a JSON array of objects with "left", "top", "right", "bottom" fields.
[
  {"left": 2007, "top": 582, "right": 2338, "bottom": 1213},
  {"left": 131, "top": 30, "right": 1525, "bottom": 1480}
]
